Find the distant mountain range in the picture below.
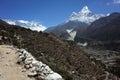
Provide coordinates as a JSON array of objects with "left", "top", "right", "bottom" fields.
[
  {"left": 4, "top": 19, "right": 46, "bottom": 31},
  {"left": 2, "top": 6, "right": 120, "bottom": 45},
  {"left": 45, "top": 6, "right": 107, "bottom": 41}
]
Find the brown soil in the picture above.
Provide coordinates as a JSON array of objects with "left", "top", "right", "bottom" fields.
[{"left": 0, "top": 45, "right": 34, "bottom": 80}]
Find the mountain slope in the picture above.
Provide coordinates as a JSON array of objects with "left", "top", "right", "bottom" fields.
[
  {"left": 1, "top": 19, "right": 119, "bottom": 80},
  {"left": 84, "top": 12, "right": 120, "bottom": 41},
  {"left": 45, "top": 6, "right": 106, "bottom": 41},
  {"left": 4, "top": 19, "right": 46, "bottom": 31},
  {"left": 45, "top": 21, "right": 88, "bottom": 40},
  {"left": 82, "top": 12, "right": 120, "bottom": 51}
]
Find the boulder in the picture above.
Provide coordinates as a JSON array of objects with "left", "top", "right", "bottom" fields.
[{"left": 45, "top": 72, "right": 62, "bottom": 80}]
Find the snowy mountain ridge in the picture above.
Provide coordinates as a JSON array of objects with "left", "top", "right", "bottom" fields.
[
  {"left": 45, "top": 6, "right": 108, "bottom": 41},
  {"left": 4, "top": 19, "right": 46, "bottom": 31},
  {"left": 66, "top": 6, "right": 106, "bottom": 24}
]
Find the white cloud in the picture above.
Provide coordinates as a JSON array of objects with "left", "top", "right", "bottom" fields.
[
  {"left": 113, "top": 0, "right": 120, "bottom": 4},
  {"left": 106, "top": 0, "right": 120, "bottom": 5}
]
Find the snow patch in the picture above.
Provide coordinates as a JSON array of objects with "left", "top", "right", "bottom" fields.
[
  {"left": 66, "top": 29, "right": 77, "bottom": 41},
  {"left": 5, "top": 20, "right": 16, "bottom": 25},
  {"left": 77, "top": 42, "right": 88, "bottom": 47},
  {"left": 18, "top": 20, "right": 29, "bottom": 24},
  {"left": 79, "top": 6, "right": 91, "bottom": 14},
  {"left": 66, "top": 29, "right": 73, "bottom": 33}
]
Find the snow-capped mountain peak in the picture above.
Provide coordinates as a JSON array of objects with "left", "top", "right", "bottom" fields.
[
  {"left": 67, "top": 6, "right": 106, "bottom": 24},
  {"left": 79, "top": 6, "right": 91, "bottom": 14},
  {"left": 4, "top": 19, "right": 46, "bottom": 31}
]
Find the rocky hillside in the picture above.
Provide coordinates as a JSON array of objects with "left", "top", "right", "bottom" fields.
[
  {"left": 0, "top": 19, "right": 119, "bottom": 80},
  {"left": 45, "top": 12, "right": 120, "bottom": 52},
  {"left": 82, "top": 12, "right": 120, "bottom": 51},
  {"left": 45, "top": 21, "right": 88, "bottom": 40},
  {"left": 84, "top": 12, "right": 120, "bottom": 41}
]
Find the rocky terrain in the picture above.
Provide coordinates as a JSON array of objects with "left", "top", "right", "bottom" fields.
[
  {"left": 45, "top": 12, "right": 120, "bottom": 79},
  {"left": 0, "top": 45, "right": 62, "bottom": 80},
  {"left": 0, "top": 45, "right": 35, "bottom": 80},
  {"left": 0, "top": 19, "right": 120, "bottom": 80}
]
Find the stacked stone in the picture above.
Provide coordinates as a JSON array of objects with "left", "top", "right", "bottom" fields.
[{"left": 16, "top": 49, "right": 63, "bottom": 80}]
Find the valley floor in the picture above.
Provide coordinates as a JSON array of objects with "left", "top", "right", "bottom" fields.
[{"left": 0, "top": 45, "right": 34, "bottom": 80}]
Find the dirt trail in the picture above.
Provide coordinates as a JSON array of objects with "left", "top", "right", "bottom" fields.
[{"left": 0, "top": 45, "right": 34, "bottom": 80}]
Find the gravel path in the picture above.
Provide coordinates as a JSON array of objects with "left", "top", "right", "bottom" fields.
[{"left": 0, "top": 45, "right": 34, "bottom": 80}]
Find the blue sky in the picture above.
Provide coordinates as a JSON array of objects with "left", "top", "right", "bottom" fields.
[{"left": 0, "top": 0, "right": 120, "bottom": 27}]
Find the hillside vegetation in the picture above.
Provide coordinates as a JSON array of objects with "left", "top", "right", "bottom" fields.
[{"left": 0, "top": 19, "right": 119, "bottom": 80}]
